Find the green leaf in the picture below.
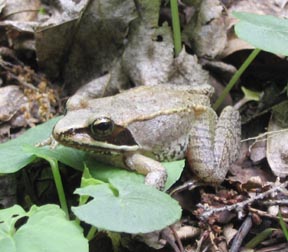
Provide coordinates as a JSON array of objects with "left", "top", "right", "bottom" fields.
[
  {"left": 72, "top": 177, "right": 182, "bottom": 234},
  {"left": 234, "top": 12, "right": 288, "bottom": 56},
  {"left": 81, "top": 165, "right": 105, "bottom": 188},
  {"left": 163, "top": 160, "right": 184, "bottom": 190},
  {"left": 107, "top": 232, "right": 121, "bottom": 252},
  {"left": 0, "top": 205, "right": 26, "bottom": 233},
  {"left": 0, "top": 204, "right": 88, "bottom": 252},
  {"left": 0, "top": 116, "right": 87, "bottom": 174},
  {"left": 279, "top": 212, "right": 288, "bottom": 241},
  {"left": 38, "top": 7, "right": 46, "bottom": 15},
  {"left": 0, "top": 116, "right": 184, "bottom": 190},
  {"left": 272, "top": 100, "right": 288, "bottom": 128},
  {"left": 245, "top": 228, "right": 276, "bottom": 248},
  {"left": 86, "top": 157, "right": 184, "bottom": 191},
  {"left": 86, "top": 158, "right": 144, "bottom": 184},
  {"left": 0, "top": 117, "right": 60, "bottom": 173},
  {"left": 23, "top": 144, "right": 86, "bottom": 171},
  {"left": 241, "top": 86, "right": 261, "bottom": 102}
]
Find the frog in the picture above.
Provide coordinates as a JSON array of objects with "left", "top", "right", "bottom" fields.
[{"left": 52, "top": 84, "right": 241, "bottom": 189}]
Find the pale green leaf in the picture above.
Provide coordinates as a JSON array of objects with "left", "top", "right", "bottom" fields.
[
  {"left": 72, "top": 177, "right": 182, "bottom": 234},
  {"left": 0, "top": 117, "right": 60, "bottom": 173},
  {"left": 241, "top": 86, "right": 261, "bottom": 102},
  {"left": 0, "top": 204, "right": 88, "bottom": 252},
  {"left": 234, "top": 12, "right": 288, "bottom": 56}
]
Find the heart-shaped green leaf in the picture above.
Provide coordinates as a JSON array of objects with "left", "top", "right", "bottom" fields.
[
  {"left": 72, "top": 177, "right": 182, "bottom": 234},
  {"left": 0, "top": 204, "right": 88, "bottom": 252},
  {"left": 234, "top": 12, "right": 288, "bottom": 56}
]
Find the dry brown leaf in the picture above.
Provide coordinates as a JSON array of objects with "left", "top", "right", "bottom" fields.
[
  {"left": 249, "top": 138, "right": 267, "bottom": 164},
  {"left": 223, "top": 224, "right": 237, "bottom": 244},
  {"left": 267, "top": 119, "right": 288, "bottom": 178},
  {"left": 2, "top": 0, "right": 40, "bottom": 21}
]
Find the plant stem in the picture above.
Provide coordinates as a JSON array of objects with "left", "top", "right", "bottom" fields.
[
  {"left": 278, "top": 212, "right": 288, "bottom": 241},
  {"left": 170, "top": 0, "right": 181, "bottom": 56},
  {"left": 213, "top": 48, "right": 261, "bottom": 110},
  {"left": 86, "top": 226, "right": 97, "bottom": 241},
  {"left": 49, "top": 159, "right": 69, "bottom": 218}
]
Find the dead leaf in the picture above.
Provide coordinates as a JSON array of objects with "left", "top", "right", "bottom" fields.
[
  {"left": 267, "top": 102, "right": 288, "bottom": 177},
  {"left": 2, "top": 0, "right": 40, "bottom": 21},
  {"left": 223, "top": 224, "right": 237, "bottom": 244},
  {"left": 250, "top": 138, "right": 267, "bottom": 164},
  {"left": 182, "top": 0, "right": 226, "bottom": 58}
]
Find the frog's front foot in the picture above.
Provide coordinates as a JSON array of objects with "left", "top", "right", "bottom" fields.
[
  {"left": 125, "top": 153, "right": 168, "bottom": 190},
  {"left": 36, "top": 136, "right": 58, "bottom": 149}
]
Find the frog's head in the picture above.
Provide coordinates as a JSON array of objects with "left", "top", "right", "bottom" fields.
[
  {"left": 53, "top": 108, "right": 140, "bottom": 153},
  {"left": 53, "top": 84, "right": 199, "bottom": 155}
]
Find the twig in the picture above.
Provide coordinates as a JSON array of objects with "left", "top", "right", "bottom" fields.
[
  {"left": 170, "top": 225, "right": 184, "bottom": 252},
  {"left": 229, "top": 215, "right": 253, "bottom": 252},
  {"left": 199, "top": 181, "right": 288, "bottom": 220},
  {"left": 169, "top": 179, "right": 205, "bottom": 195},
  {"left": 248, "top": 207, "right": 288, "bottom": 222},
  {"left": 262, "top": 199, "right": 288, "bottom": 206},
  {"left": 1, "top": 9, "right": 41, "bottom": 20},
  {"left": 0, "top": 59, "right": 39, "bottom": 91},
  {"left": 161, "top": 228, "right": 181, "bottom": 252},
  {"left": 241, "top": 128, "right": 288, "bottom": 143}
]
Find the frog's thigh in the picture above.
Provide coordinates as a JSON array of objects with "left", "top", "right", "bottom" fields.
[
  {"left": 186, "top": 108, "right": 217, "bottom": 182},
  {"left": 125, "top": 153, "right": 167, "bottom": 190},
  {"left": 214, "top": 106, "right": 241, "bottom": 177}
]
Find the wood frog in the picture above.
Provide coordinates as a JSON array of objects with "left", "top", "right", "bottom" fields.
[{"left": 53, "top": 84, "right": 241, "bottom": 189}]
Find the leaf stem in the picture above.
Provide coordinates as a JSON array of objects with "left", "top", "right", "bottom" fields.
[
  {"left": 279, "top": 212, "right": 288, "bottom": 241},
  {"left": 170, "top": 0, "right": 181, "bottom": 56},
  {"left": 49, "top": 159, "right": 69, "bottom": 218},
  {"left": 213, "top": 48, "right": 261, "bottom": 110},
  {"left": 86, "top": 226, "right": 97, "bottom": 241}
]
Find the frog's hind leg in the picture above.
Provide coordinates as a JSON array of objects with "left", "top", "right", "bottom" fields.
[
  {"left": 214, "top": 106, "right": 241, "bottom": 183},
  {"left": 186, "top": 106, "right": 241, "bottom": 184},
  {"left": 186, "top": 107, "right": 218, "bottom": 183}
]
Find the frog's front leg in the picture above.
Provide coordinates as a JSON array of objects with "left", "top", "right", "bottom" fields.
[
  {"left": 125, "top": 153, "right": 168, "bottom": 190},
  {"left": 187, "top": 106, "right": 241, "bottom": 184}
]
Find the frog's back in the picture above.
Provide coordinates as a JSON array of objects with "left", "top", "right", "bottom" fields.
[
  {"left": 119, "top": 85, "right": 194, "bottom": 110},
  {"left": 87, "top": 85, "right": 211, "bottom": 124}
]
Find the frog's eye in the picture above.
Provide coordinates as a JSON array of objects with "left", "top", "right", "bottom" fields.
[{"left": 90, "top": 117, "right": 114, "bottom": 139}]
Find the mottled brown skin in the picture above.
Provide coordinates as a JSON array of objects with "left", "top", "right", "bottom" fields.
[{"left": 53, "top": 84, "right": 241, "bottom": 189}]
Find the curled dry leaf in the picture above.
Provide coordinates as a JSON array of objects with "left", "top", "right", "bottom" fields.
[
  {"left": 0, "top": 85, "right": 29, "bottom": 141},
  {"left": 122, "top": 23, "right": 174, "bottom": 86},
  {"left": 182, "top": 0, "right": 288, "bottom": 58},
  {"left": 0, "top": 85, "right": 28, "bottom": 125},
  {"left": 249, "top": 137, "right": 267, "bottom": 164},
  {"left": 223, "top": 223, "right": 238, "bottom": 245},
  {"left": 182, "top": 0, "right": 227, "bottom": 58},
  {"left": 36, "top": 0, "right": 137, "bottom": 93},
  {"left": 229, "top": 161, "right": 272, "bottom": 190},
  {"left": 122, "top": 23, "right": 209, "bottom": 88},
  {"left": 2, "top": 0, "right": 40, "bottom": 21},
  {"left": 267, "top": 101, "right": 288, "bottom": 178}
]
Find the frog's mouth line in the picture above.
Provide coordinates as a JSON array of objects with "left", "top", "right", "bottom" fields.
[
  {"left": 78, "top": 140, "right": 139, "bottom": 152},
  {"left": 57, "top": 136, "right": 140, "bottom": 153},
  {"left": 55, "top": 126, "right": 140, "bottom": 153}
]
